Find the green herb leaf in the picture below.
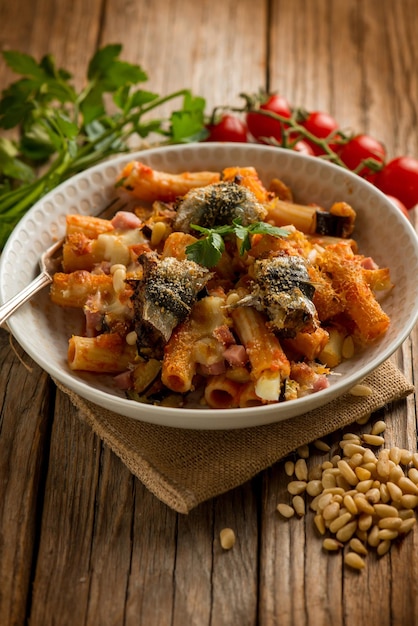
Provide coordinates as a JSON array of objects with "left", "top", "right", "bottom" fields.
[
  {"left": 186, "top": 231, "right": 225, "bottom": 267},
  {"left": 186, "top": 219, "right": 289, "bottom": 267}
]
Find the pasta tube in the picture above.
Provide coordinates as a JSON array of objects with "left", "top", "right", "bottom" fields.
[
  {"left": 68, "top": 333, "right": 137, "bottom": 372},
  {"left": 231, "top": 307, "right": 290, "bottom": 402},
  {"left": 117, "top": 161, "right": 221, "bottom": 202}
]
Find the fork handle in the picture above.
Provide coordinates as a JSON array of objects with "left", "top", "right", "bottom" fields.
[{"left": 0, "top": 271, "right": 53, "bottom": 327}]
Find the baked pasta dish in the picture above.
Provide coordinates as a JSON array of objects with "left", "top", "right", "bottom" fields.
[{"left": 50, "top": 163, "right": 392, "bottom": 409}]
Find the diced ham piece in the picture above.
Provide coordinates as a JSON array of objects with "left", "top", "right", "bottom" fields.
[
  {"left": 113, "top": 370, "right": 133, "bottom": 389},
  {"left": 361, "top": 257, "right": 378, "bottom": 270},
  {"left": 223, "top": 344, "right": 248, "bottom": 367},
  {"left": 111, "top": 211, "right": 142, "bottom": 230},
  {"left": 213, "top": 324, "right": 236, "bottom": 346}
]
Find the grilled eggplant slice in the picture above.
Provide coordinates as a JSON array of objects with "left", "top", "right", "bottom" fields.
[
  {"left": 173, "top": 181, "right": 267, "bottom": 233},
  {"left": 130, "top": 253, "right": 212, "bottom": 357},
  {"left": 241, "top": 255, "right": 318, "bottom": 336}
]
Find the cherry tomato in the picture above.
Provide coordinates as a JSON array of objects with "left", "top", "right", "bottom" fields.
[
  {"left": 375, "top": 156, "right": 418, "bottom": 210},
  {"left": 206, "top": 114, "right": 248, "bottom": 142},
  {"left": 246, "top": 94, "right": 292, "bottom": 143},
  {"left": 385, "top": 194, "right": 409, "bottom": 219},
  {"left": 292, "top": 140, "right": 315, "bottom": 156},
  {"left": 300, "top": 111, "right": 340, "bottom": 155},
  {"left": 339, "top": 134, "right": 386, "bottom": 177}
]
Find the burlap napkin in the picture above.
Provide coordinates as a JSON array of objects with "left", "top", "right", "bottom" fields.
[{"left": 55, "top": 359, "right": 413, "bottom": 514}]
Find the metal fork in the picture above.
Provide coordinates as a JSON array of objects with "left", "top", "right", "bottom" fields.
[{"left": 0, "top": 197, "right": 127, "bottom": 327}]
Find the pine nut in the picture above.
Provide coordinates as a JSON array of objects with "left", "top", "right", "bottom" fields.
[
  {"left": 389, "top": 447, "right": 402, "bottom": 464},
  {"left": 399, "top": 517, "right": 416, "bottom": 534},
  {"left": 363, "top": 448, "right": 378, "bottom": 463},
  {"left": 367, "top": 525, "right": 380, "bottom": 547},
  {"left": 330, "top": 455, "right": 342, "bottom": 466},
  {"left": 356, "top": 479, "right": 374, "bottom": 493},
  {"left": 371, "top": 420, "right": 386, "bottom": 436},
  {"left": 408, "top": 468, "right": 418, "bottom": 484},
  {"left": 284, "top": 460, "right": 295, "bottom": 477},
  {"left": 365, "top": 488, "right": 380, "bottom": 504},
  {"left": 323, "top": 501, "right": 341, "bottom": 521},
  {"left": 362, "top": 434, "right": 385, "bottom": 447},
  {"left": 356, "top": 413, "right": 371, "bottom": 425},
  {"left": 398, "top": 508, "right": 415, "bottom": 520},
  {"left": 378, "top": 529, "right": 399, "bottom": 541},
  {"left": 389, "top": 465, "right": 404, "bottom": 483},
  {"left": 219, "top": 528, "right": 236, "bottom": 550},
  {"left": 337, "top": 460, "right": 358, "bottom": 486},
  {"left": 386, "top": 481, "right": 403, "bottom": 502},
  {"left": 349, "top": 384, "right": 372, "bottom": 397},
  {"left": 355, "top": 529, "right": 368, "bottom": 542},
  {"left": 379, "top": 483, "right": 391, "bottom": 504},
  {"left": 295, "top": 458, "right": 308, "bottom": 481},
  {"left": 336, "top": 475, "right": 352, "bottom": 491},
  {"left": 344, "top": 552, "right": 366, "bottom": 570},
  {"left": 412, "top": 453, "right": 418, "bottom": 469},
  {"left": 378, "top": 517, "right": 403, "bottom": 530},
  {"left": 350, "top": 453, "right": 365, "bottom": 469},
  {"left": 374, "top": 503, "right": 399, "bottom": 518},
  {"left": 277, "top": 503, "right": 295, "bottom": 519},
  {"left": 377, "top": 540, "right": 391, "bottom": 557},
  {"left": 400, "top": 449, "right": 413, "bottom": 465},
  {"left": 313, "top": 439, "right": 331, "bottom": 452},
  {"left": 342, "top": 432, "right": 362, "bottom": 442},
  {"left": 358, "top": 513, "right": 373, "bottom": 532},
  {"left": 314, "top": 514, "right": 326, "bottom": 535},
  {"left": 329, "top": 512, "right": 353, "bottom": 534},
  {"left": 292, "top": 495, "right": 305, "bottom": 517},
  {"left": 398, "top": 476, "right": 418, "bottom": 495},
  {"left": 344, "top": 494, "right": 359, "bottom": 515},
  {"left": 287, "top": 481, "right": 307, "bottom": 495},
  {"left": 354, "top": 467, "right": 371, "bottom": 482},
  {"left": 336, "top": 520, "right": 357, "bottom": 543},
  {"left": 150, "top": 221, "right": 167, "bottom": 246},
  {"left": 306, "top": 480, "right": 323, "bottom": 497},
  {"left": 349, "top": 538, "right": 368, "bottom": 556},
  {"left": 322, "top": 473, "right": 337, "bottom": 490},
  {"left": 297, "top": 444, "right": 310, "bottom": 459},
  {"left": 323, "top": 538, "right": 342, "bottom": 551},
  {"left": 341, "top": 443, "right": 367, "bottom": 458},
  {"left": 353, "top": 494, "right": 375, "bottom": 515},
  {"left": 322, "top": 461, "right": 334, "bottom": 470},
  {"left": 400, "top": 494, "right": 418, "bottom": 509},
  {"left": 376, "top": 459, "right": 391, "bottom": 481}
]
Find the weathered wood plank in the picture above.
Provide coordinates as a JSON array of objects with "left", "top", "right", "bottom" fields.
[{"left": 0, "top": 330, "right": 52, "bottom": 626}]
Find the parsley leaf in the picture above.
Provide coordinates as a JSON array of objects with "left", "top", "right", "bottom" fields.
[
  {"left": 0, "top": 44, "right": 207, "bottom": 249},
  {"left": 185, "top": 220, "right": 289, "bottom": 267}
]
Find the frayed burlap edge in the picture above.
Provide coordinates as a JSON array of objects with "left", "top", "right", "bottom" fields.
[{"left": 53, "top": 359, "right": 414, "bottom": 513}]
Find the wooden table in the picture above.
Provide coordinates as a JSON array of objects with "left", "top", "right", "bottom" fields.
[{"left": 1, "top": 1, "right": 418, "bottom": 624}]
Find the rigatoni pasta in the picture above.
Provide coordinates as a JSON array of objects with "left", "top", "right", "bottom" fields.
[{"left": 50, "top": 161, "right": 393, "bottom": 409}]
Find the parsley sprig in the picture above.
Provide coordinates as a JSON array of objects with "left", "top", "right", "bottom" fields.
[
  {"left": 185, "top": 219, "right": 289, "bottom": 267},
  {"left": 0, "top": 44, "right": 207, "bottom": 249}
]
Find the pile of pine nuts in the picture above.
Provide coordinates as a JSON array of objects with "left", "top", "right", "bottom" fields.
[{"left": 277, "top": 418, "right": 418, "bottom": 570}]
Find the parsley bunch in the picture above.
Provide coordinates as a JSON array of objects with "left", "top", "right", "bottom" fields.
[
  {"left": 186, "top": 220, "right": 289, "bottom": 267},
  {"left": 0, "top": 44, "right": 207, "bottom": 249}
]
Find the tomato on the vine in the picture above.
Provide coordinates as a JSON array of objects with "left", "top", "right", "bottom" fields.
[
  {"left": 292, "top": 139, "right": 315, "bottom": 156},
  {"left": 385, "top": 195, "right": 409, "bottom": 219},
  {"left": 300, "top": 111, "right": 340, "bottom": 155},
  {"left": 206, "top": 114, "right": 248, "bottom": 143},
  {"left": 375, "top": 156, "right": 418, "bottom": 210},
  {"left": 339, "top": 134, "right": 386, "bottom": 177},
  {"left": 246, "top": 94, "right": 292, "bottom": 143}
]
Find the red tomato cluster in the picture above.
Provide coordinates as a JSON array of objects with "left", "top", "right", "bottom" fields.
[{"left": 205, "top": 94, "right": 418, "bottom": 214}]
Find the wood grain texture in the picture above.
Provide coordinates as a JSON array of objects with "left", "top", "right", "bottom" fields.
[{"left": 1, "top": 0, "right": 418, "bottom": 624}]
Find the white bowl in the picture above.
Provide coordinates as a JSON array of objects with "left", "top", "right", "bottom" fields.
[{"left": 1, "top": 143, "right": 418, "bottom": 429}]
